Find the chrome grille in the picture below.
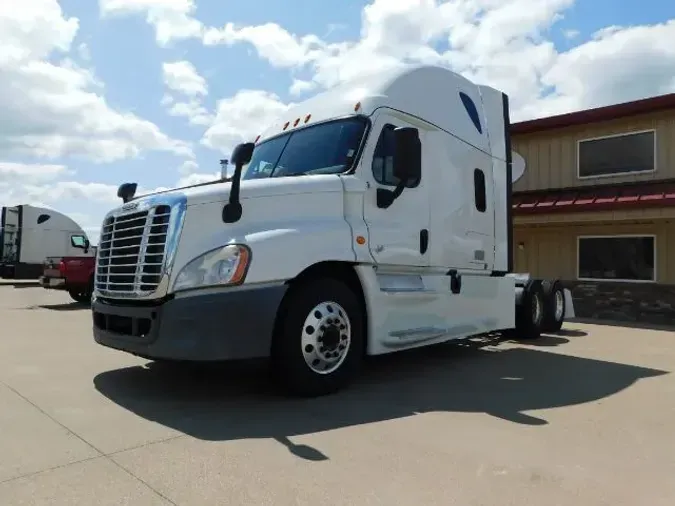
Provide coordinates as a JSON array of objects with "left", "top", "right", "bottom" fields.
[{"left": 95, "top": 205, "right": 172, "bottom": 295}]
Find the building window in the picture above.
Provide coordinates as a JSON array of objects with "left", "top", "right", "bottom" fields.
[
  {"left": 474, "top": 169, "right": 486, "bottom": 212},
  {"left": 371, "top": 124, "right": 420, "bottom": 187},
  {"left": 577, "top": 130, "right": 655, "bottom": 179},
  {"left": 577, "top": 235, "right": 655, "bottom": 282}
]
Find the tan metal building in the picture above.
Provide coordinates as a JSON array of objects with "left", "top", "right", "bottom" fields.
[{"left": 511, "top": 93, "right": 675, "bottom": 325}]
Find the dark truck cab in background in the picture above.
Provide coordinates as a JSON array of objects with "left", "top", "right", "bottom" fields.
[{"left": 40, "top": 250, "right": 96, "bottom": 303}]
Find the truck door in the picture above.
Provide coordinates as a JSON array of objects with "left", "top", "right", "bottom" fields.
[{"left": 361, "top": 111, "right": 431, "bottom": 268}]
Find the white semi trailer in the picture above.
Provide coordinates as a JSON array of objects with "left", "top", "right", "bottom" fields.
[{"left": 92, "top": 65, "right": 574, "bottom": 396}]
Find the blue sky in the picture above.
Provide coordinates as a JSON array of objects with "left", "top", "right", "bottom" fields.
[
  {"left": 56, "top": 0, "right": 366, "bottom": 185},
  {"left": 1, "top": 0, "right": 674, "bottom": 242}
]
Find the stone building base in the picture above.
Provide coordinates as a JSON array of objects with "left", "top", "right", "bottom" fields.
[{"left": 564, "top": 280, "right": 675, "bottom": 327}]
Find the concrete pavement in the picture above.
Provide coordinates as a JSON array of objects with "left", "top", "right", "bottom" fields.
[{"left": 1, "top": 286, "right": 674, "bottom": 505}]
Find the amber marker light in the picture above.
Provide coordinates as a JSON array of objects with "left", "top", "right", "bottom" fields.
[
  {"left": 356, "top": 235, "right": 366, "bottom": 245},
  {"left": 304, "top": 114, "right": 311, "bottom": 123},
  {"left": 230, "top": 246, "right": 251, "bottom": 285},
  {"left": 354, "top": 101, "right": 361, "bottom": 112}
]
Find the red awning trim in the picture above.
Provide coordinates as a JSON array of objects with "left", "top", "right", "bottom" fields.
[{"left": 513, "top": 182, "right": 675, "bottom": 214}]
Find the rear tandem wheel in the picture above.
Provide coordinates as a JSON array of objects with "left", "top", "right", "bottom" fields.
[{"left": 505, "top": 279, "right": 545, "bottom": 340}]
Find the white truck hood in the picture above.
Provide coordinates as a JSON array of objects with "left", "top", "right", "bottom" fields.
[{"left": 137, "top": 174, "right": 345, "bottom": 208}]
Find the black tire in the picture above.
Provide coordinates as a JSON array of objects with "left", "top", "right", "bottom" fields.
[
  {"left": 542, "top": 280, "right": 565, "bottom": 333},
  {"left": 512, "top": 279, "right": 545, "bottom": 340},
  {"left": 68, "top": 290, "right": 90, "bottom": 304},
  {"left": 86, "top": 276, "right": 94, "bottom": 300},
  {"left": 271, "top": 277, "right": 365, "bottom": 397},
  {"left": 539, "top": 279, "right": 554, "bottom": 333}
]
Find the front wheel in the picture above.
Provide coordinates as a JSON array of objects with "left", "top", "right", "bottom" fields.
[
  {"left": 271, "top": 277, "right": 365, "bottom": 397},
  {"left": 68, "top": 289, "right": 90, "bottom": 304}
]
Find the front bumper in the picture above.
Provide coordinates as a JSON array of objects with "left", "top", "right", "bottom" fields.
[
  {"left": 39, "top": 276, "right": 66, "bottom": 290},
  {"left": 92, "top": 284, "right": 288, "bottom": 361}
]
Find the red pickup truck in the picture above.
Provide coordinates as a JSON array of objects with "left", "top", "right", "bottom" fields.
[{"left": 40, "top": 254, "right": 96, "bottom": 303}]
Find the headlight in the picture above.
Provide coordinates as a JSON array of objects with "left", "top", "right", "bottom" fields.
[{"left": 173, "top": 244, "right": 251, "bottom": 292}]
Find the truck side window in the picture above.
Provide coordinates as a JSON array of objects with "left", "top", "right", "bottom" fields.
[
  {"left": 474, "top": 168, "right": 486, "bottom": 212},
  {"left": 460, "top": 92, "right": 482, "bottom": 134},
  {"left": 371, "top": 124, "right": 420, "bottom": 188},
  {"left": 71, "top": 235, "right": 87, "bottom": 248}
]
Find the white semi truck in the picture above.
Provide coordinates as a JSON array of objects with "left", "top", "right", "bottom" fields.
[
  {"left": 1, "top": 204, "right": 93, "bottom": 279},
  {"left": 92, "top": 65, "right": 574, "bottom": 396}
]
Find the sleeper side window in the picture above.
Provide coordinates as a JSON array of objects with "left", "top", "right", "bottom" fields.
[
  {"left": 474, "top": 168, "right": 486, "bottom": 212},
  {"left": 371, "top": 124, "right": 420, "bottom": 188}
]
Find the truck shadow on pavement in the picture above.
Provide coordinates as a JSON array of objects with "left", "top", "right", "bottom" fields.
[
  {"left": 93, "top": 332, "right": 666, "bottom": 462},
  {"left": 25, "top": 302, "right": 90, "bottom": 311}
]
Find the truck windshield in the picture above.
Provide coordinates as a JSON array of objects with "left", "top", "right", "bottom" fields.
[{"left": 242, "top": 116, "right": 367, "bottom": 180}]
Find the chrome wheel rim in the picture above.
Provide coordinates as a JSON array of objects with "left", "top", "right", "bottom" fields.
[
  {"left": 301, "top": 301, "right": 351, "bottom": 375},
  {"left": 532, "top": 292, "right": 543, "bottom": 326},
  {"left": 554, "top": 290, "right": 564, "bottom": 321}
]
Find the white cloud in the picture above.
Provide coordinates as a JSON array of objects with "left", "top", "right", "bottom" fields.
[
  {"left": 178, "top": 159, "right": 199, "bottom": 175},
  {"left": 203, "top": 22, "right": 327, "bottom": 68},
  {"left": 202, "top": 90, "right": 291, "bottom": 154},
  {"left": 0, "top": 162, "right": 73, "bottom": 183},
  {"left": 166, "top": 98, "right": 213, "bottom": 125},
  {"left": 162, "top": 60, "right": 207, "bottom": 96},
  {"left": 110, "top": 0, "right": 675, "bottom": 131},
  {"left": 176, "top": 171, "right": 219, "bottom": 187},
  {"left": 0, "top": 180, "right": 119, "bottom": 210},
  {"left": 289, "top": 78, "right": 316, "bottom": 96},
  {"left": 0, "top": 0, "right": 193, "bottom": 163},
  {"left": 100, "top": 0, "right": 203, "bottom": 46},
  {"left": 526, "top": 20, "right": 675, "bottom": 118},
  {"left": 161, "top": 61, "right": 212, "bottom": 125},
  {"left": 199, "top": 0, "right": 675, "bottom": 122}
]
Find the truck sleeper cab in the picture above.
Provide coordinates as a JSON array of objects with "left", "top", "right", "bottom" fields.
[
  {"left": 92, "top": 65, "right": 574, "bottom": 397},
  {"left": 1, "top": 204, "right": 93, "bottom": 280}
]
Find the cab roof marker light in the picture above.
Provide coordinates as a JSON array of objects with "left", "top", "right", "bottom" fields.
[
  {"left": 254, "top": 135, "right": 261, "bottom": 143},
  {"left": 354, "top": 102, "right": 361, "bottom": 112},
  {"left": 304, "top": 114, "right": 311, "bottom": 123},
  {"left": 283, "top": 121, "right": 290, "bottom": 130},
  {"left": 293, "top": 117, "right": 300, "bottom": 127}
]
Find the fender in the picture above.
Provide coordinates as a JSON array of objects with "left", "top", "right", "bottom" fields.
[{"left": 168, "top": 186, "right": 358, "bottom": 289}]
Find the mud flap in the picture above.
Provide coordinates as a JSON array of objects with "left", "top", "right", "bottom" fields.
[{"left": 563, "top": 288, "right": 575, "bottom": 319}]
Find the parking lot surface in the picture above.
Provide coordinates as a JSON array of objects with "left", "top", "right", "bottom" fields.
[{"left": 0, "top": 284, "right": 674, "bottom": 505}]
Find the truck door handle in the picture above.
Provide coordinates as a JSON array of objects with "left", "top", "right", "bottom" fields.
[{"left": 419, "top": 229, "right": 429, "bottom": 255}]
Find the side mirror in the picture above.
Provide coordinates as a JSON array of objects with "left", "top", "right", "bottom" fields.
[
  {"left": 84, "top": 239, "right": 90, "bottom": 254},
  {"left": 117, "top": 182, "right": 138, "bottom": 203},
  {"left": 231, "top": 142, "right": 255, "bottom": 167},
  {"left": 222, "top": 142, "right": 255, "bottom": 224},
  {"left": 393, "top": 127, "right": 421, "bottom": 184}
]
